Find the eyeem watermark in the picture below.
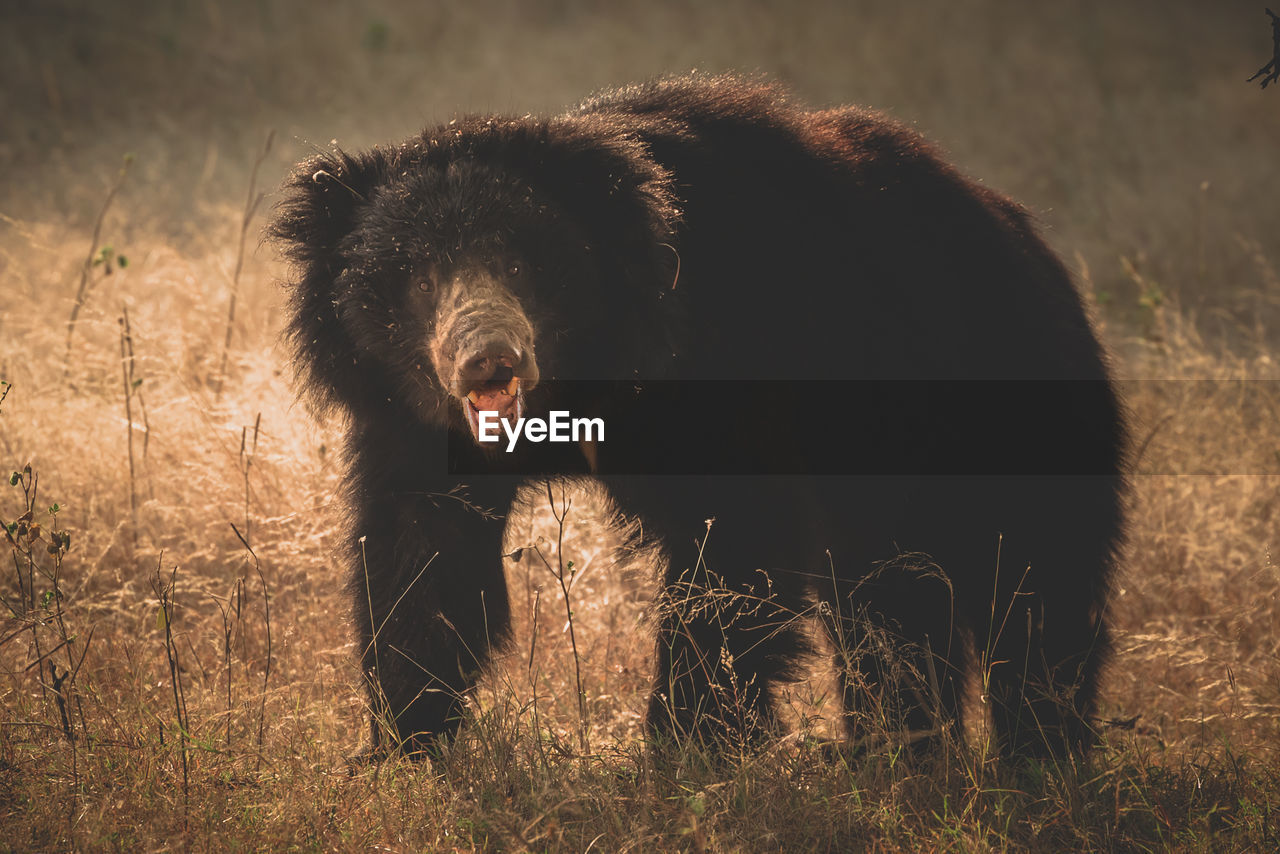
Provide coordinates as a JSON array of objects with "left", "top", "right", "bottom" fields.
[{"left": 477, "top": 410, "right": 604, "bottom": 452}]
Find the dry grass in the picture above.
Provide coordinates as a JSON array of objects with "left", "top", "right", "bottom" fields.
[{"left": 2, "top": 1, "right": 1279, "bottom": 850}]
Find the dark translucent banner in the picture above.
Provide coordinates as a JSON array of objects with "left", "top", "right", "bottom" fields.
[{"left": 441, "top": 380, "right": 1280, "bottom": 476}]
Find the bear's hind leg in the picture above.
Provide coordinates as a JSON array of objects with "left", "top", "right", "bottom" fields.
[
  {"left": 822, "top": 559, "right": 969, "bottom": 755},
  {"left": 981, "top": 586, "right": 1111, "bottom": 761},
  {"left": 646, "top": 560, "right": 811, "bottom": 751},
  {"left": 974, "top": 506, "right": 1116, "bottom": 761}
]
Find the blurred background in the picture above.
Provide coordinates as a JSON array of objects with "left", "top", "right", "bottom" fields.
[{"left": 2, "top": 0, "right": 1278, "bottom": 335}]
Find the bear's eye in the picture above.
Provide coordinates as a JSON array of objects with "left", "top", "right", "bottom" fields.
[
  {"left": 415, "top": 276, "right": 435, "bottom": 295},
  {"left": 506, "top": 262, "right": 522, "bottom": 279}
]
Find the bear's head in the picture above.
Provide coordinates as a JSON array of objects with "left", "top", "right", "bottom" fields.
[{"left": 271, "top": 116, "right": 680, "bottom": 443}]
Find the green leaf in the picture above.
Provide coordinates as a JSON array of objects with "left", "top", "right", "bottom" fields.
[
  {"left": 117, "top": 255, "right": 129, "bottom": 269},
  {"left": 157, "top": 605, "right": 169, "bottom": 630},
  {"left": 363, "top": 18, "right": 389, "bottom": 51}
]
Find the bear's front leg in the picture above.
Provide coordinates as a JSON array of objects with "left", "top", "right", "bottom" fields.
[{"left": 346, "top": 447, "right": 516, "bottom": 756}]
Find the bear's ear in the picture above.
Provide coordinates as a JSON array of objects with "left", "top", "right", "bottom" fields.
[
  {"left": 487, "top": 118, "right": 683, "bottom": 375},
  {"left": 451, "top": 116, "right": 680, "bottom": 277},
  {"left": 269, "top": 147, "right": 391, "bottom": 268},
  {"left": 269, "top": 147, "right": 393, "bottom": 415},
  {"left": 527, "top": 117, "right": 681, "bottom": 260}
]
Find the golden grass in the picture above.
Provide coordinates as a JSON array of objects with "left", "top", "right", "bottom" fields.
[{"left": 2, "top": 1, "right": 1279, "bottom": 850}]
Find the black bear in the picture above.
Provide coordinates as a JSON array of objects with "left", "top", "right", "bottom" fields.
[{"left": 271, "top": 74, "right": 1127, "bottom": 760}]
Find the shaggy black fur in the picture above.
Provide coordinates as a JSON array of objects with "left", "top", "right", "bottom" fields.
[{"left": 271, "top": 74, "right": 1127, "bottom": 760}]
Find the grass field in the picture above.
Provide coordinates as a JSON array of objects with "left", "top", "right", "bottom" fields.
[{"left": 2, "top": 1, "right": 1278, "bottom": 850}]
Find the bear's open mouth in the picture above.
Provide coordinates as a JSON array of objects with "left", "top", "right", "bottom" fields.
[{"left": 463, "top": 376, "right": 522, "bottom": 443}]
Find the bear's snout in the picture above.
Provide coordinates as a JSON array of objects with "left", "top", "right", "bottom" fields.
[{"left": 428, "top": 275, "right": 540, "bottom": 402}]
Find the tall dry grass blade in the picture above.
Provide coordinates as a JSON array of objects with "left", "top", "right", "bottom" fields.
[
  {"left": 65, "top": 155, "right": 132, "bottom": 372},
  {"left": 215, "top": 130, "right": 275, "bottom": 398}
]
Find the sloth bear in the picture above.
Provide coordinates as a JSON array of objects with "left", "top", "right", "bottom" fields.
[{"left": 271, "top": 74, "right": 1126, "bottom": 761}]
